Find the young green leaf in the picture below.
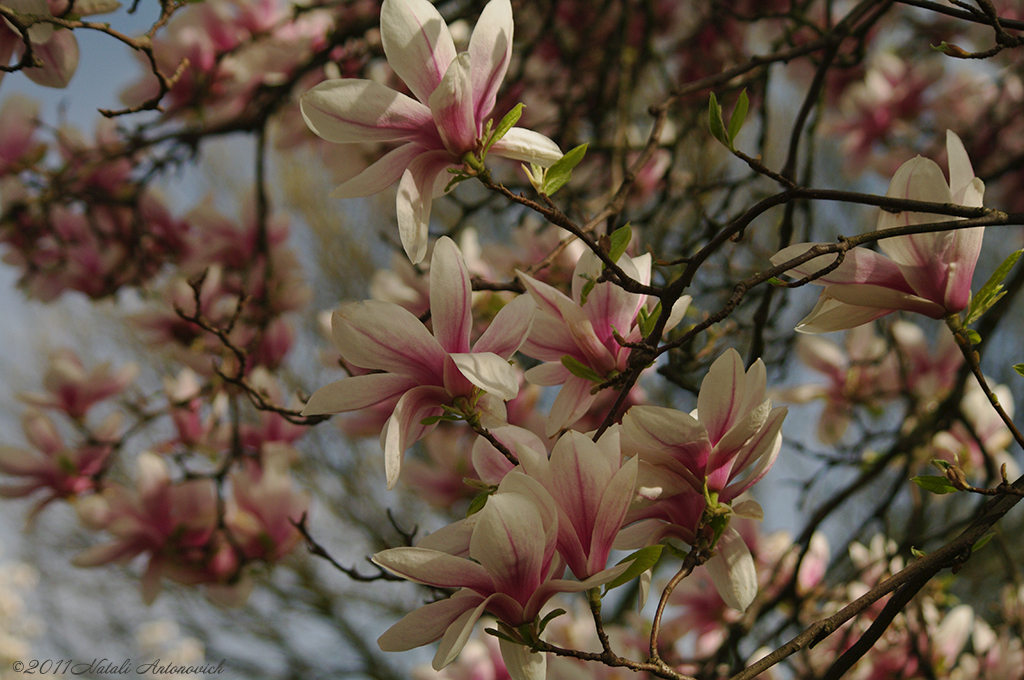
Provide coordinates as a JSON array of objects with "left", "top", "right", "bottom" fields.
[
  {"left": 912, "top": 475, "right": 958, "bottom": 495},
  {"left": 603, "top": 545, "right": 664, "bottom": 591},
  {"left": 708, "top": 93, "right": 729, "bottom": 149},
  {"left": 578, "top": 273, "right": 596, "bottom": 305},
  {"left": 542, "top": 143, "right": 588, "bottom": 196},
  {"left": 639, "top": 302, "right": 662, "bottom": 339},
  {"left": 537, "top": 609, "right": 566, "bottom": 635},
  {"left": 561, "top": 355, "right": 604, "bottom": 383},
  {"left": 965, "top": 249, "right": 1022, "bottom": 325},
  {"left": 466, "top": 492, "right": 490, "bottom": 516},
  {"left": 607, "top": 223, "right": 632, "bottom": 263},
  {"left": 972, "top": 532, "right": 995, "bottom": 554},
  {"left": 727, "top": 89, "right": 749, "bottom": 148},
  {"left": 483, "top": 103, "right": 524, "bottom": 155},
  {"left": 1014, "top": 363, "right": 1024, "bottom": 377}
]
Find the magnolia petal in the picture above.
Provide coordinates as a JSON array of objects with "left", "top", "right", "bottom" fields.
[
  {"left": 470, "top": 491, "right": 547, "bottom": 597},
  {"left": 824, "top": 283, "right": 946, "bottom": 318},
  {"left": 397, "top": 149, "right": 455, "bottom": 264},
  {"left": 499, "top": 638, "right": 546, "bottom": 680},
  {"left": 946, "top": 131, "right": 979, "bottom": 205},
  {"left": 301, "top": 79, "right": 434, "bottom": 144},
  {"left": 71, "top": 539, "right": 136, "bottom": 567},
  {"left": 553, "top": 294, "right": 615, "bottom": 374},
  {"left": 698, "top": 349, "right": 746, "bottom": 444},
  {"left": 795, "top": 295, "right": 895, "bottom": 334},
  {"left": 24, "top": 29, "right": 78, "bottom": 88},
  {"left": 332, "top": 301, "right": 446, "bottom": 379},
  {"left": 433, "top": 594, "right": 496, "bottom": 670},
  {"left": 473, "top": 294, "right": 536, "bottom": 359},
  {"left": 469, "top": 0, "right": 513, "bottom": 122},
  {"left": 431, "top": 236, "right": 474, "bottom": 354},
  {"left": 417, "top": 516, "right": 476, "bottom": 557},
  {"left": 519, "top": 313, "right": 581, "bottom": 364},
  {"left": 517, "top": 269, "right": 570, "bottom": 318},
  {"left": 770, "top": 243, "right": 912, "bottom": 290},
  {"left": 545, "top": 375, "right": 597, "bottom": 438},
  {"left": 372, "top": 547, "right": 492, "bottom": 590},
  {"left": 378, "top": 590, "right": 483, "bottom": 652},
  {"left": 490, "top": 128, "right": 563, "bottom": 167},
  {"left": 450, "top": 352, "right": 519, "bottom": 401},
  {"left": 381, "top": 0, "right": 457, "bottom": 104},
  {"left": 588, "top": 455, "right": 639, "bottom": 576},
  {"left": 382, "top": 385, "right": 449, "bottom": 489},
  {"left": 523, "top": 361, "right": 569, "bottom": 386},
  {"left": 429, "top": 53, "right": 478, "bottom": 157},
  {"left": 329, "top": 143, "right": 424, "bottom": 199},
  {"left": 300, "top": 373, "right": 415, "bottom": 416},
  {"left": 707, "top": 528, "right": 758, "bottom": 611},
  {"left": 471, "top": 425, "right": 542, "bottom": 485},
  {"left": 0, "top": 446, "right": 41, "bottom": 476}
]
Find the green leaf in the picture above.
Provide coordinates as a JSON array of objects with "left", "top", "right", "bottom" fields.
[
  {"left": 912, "top": 475, "right": 958, "bottom": 495},
  {"left": 972, "top": 532, "right": 995, "bottom": 553},
  {"left": 466, "top": 492, "right": 489, "bottom": 517},
  {"left": 543, "top": 143, "right": 588, "bottom": 196},
  {"left": 483, "top": 627, "right": 518, "bottom": 644},
  {"left": 930, "top": 459, "right": 952, "bottom": 472},
  {"left": 578, "top": 273, "right": 596, "bottom": 305},
  {"left": 965, "top": 249, "right": 1022, "bottom": 325},
  {"left": 604, "top": 545, "right": 664, "bottom": 591},
  {"left": 708, "top": 93, "right": 729, "bottom": 149},
  {"left": 420, "top": 413, "right": 461, "bottom": 425},
  {"left": 537, "top": 608, "right": 566, "bottom": 635},
  {"left": 561, "top": 355, "right": 604, "bottom": 383},
  {"left": 484, "top": 103, "right": 524, "bottom": 155},
  {"left": 911, "top": 546, "right": 927, "bottom": 558},
  {"left": 639, "top": 302, "right": 661, "bottom": 339},
  {"left": 1015, "top": 363, "right": 1024, "bottom": 377},
  {"left": 727, "top": 89, "right": 749, "bottom": 148},
  {"left": 607, "top": 223, "right": 632, "bottom": 263},
  {"left": 964, "top": 329, "right": 982, "bottom": 345}
]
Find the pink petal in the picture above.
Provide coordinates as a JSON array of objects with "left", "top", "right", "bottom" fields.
[
  {"left": 430, "top": 236, "right": 473, "bottom": 354},
  {"left": 450, "top": 352, "right": 519, "bottom": 401},
  {"left": 382, "top": 385, "right": 449, "bottom": 489},
  {"left": 469, "top": 0, "right": 513, "bottom": 123},
  {"left": 545, "top": 374, "right": 597, "bottom": 437},
  {"left": 300, "top": 79, "right": 435, "bottom": 143},
  {"left": 471, "top": 425, "right": 544, "bottom": 485},
  {"left": 587, "top": 455, "right": 638, "bottom": 576},
  {"left": 523, "top": 361, "right": 569, "bottom": 386},
  {"left": 24, "top": 29, "right": 78, "bottom": 88},
  {"left": 380, "top": 0, "right": 457, "bottom": 104},
  {"left": 377, "top": 589, "right": 483, "bottom": 653},
  {"left": 433, "top": 594, "right": 497, "bottom": 670},
  {"left": 300, "top": 373, "right": 416, "bottom": 416},
  {"left": 470, "top": 491, "right": 547, "bottom": 598},
  {"left": 332, "top": 300, "right": 446, "bottom": 380},
  {"left": 473, "top": 294, "right": 536, "bottom": 359},
  {"left": 794, "top": 295, "right": 895, "bottom": 334},
  {"left": 429, "top": 53, "right": 478, "bottom": 157},
  {"left": 330, "top": 143, "right": 425, "bottom": 199},
  {"left": 698, "top": 349, "right": 746, "bottom": 444},
  {"left": 706, "top": 528, "right": 758, "bottom": 611},
  {"left": 372, "top": 547, "right": 492, "bottom": 590},
  {"left": 946, "top": 131, "right": 980, "bottom": 205},
  {"left": 823, "top": 283, "right": 946, "bottom": 318},
  {"left": 771, "top": 244, "right": 913, "bottom": 290},
  {"left": 397, "top": 149, "right": 456, "bottom": 264},
  {"left": 490, "top": 128, "right": 563, "bottom": 166}
]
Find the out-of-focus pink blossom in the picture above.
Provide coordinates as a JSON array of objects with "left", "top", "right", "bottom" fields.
[
  {"left": 0, "top": 0, "right": 81, "bottom": 91},
  {"left": 19, "top": 348, "right": 138, "bottom": 420}
]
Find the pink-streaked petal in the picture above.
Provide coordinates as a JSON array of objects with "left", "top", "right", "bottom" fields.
[
  {"left": 698, "top": 349, "right": 746, "bottom": 444},
  {"left": 470, "top": 491, "right": 546, "bottom": 597},
  {"left": 472, "top": 426, "right": 540, "bottom": 485},
  {"left": 24, "top": 29, "right": 78, "bottom": 88},
  {"left": 469, "top": 0, "right": 513, "bottom": 122},
  {"left": 722, "top": 408, "right": 786, "bottom": 499},
  {"left": 382, "top": 385, "right": 449, "bottom": 489},
  {"left": 72, "top": 539, "right": 139, "bottom": 567},
  {"left": 430, "top": 236, "right": 473, "bottom": 354},
  {"left": 300, "top": 373, "right": 416, "bottom": 416},
  {"left": 380, "top": 0, "right": 457, "bottom": 104},
  {"left": 377, "top": 589, "right": 483, "bottom": 652},
  {"left": 519, "top": 314, "right": 581, "bottom": 364},
  {"left": 771, "top": 244, "right": 913, "bottom": 290},
  {"left": 553, "top": 294, "right": 615, "bottom": 374},
  {"left": 332, "top": 300, "right": 446, "bottom": 379},
  {"left": 523, "top": 361, "right": 569, "bottom": 386},
  {"left": 824, "top": 283, "right": 947, "bottom": 318},
  {"left": 490, "top": 128, "right": 563, "bottom": 166},
  {"left": 397, "top": 150, "right": 456, "bottom": 264},
  {"left": 499, "top": 639, "right": 546, "bottom": 680},
  {"left": 794, "top": 295, "right": 894, "bottom": 334},
  {"left": 942, "top": 226, "right": 984, "bottom": 312},
  {"left": 330, "top": 143, "right": 425, "bottom": 199},
  {"left": 621, "top": 405, "right": 709, "bottom": 480},
  {"left": 372, "top": 547, "right": 492, "bottom": 590},
  {"left": 573, "top": 250, "right": 645, "bottom": 346},
  {"left": 473, "top": 294, "right": 536, "bottom": 359},
  {"left": 707, "top": 528, "right": 758, "bottom": 611},
  {"left": 450, "top": 352, "right": 519, "bottom": 401},
  {"left": 588, "top": 455, "right": 638, "bottom": 576},
  {"left": 709, "top": 399, "right": 771, "bottom": 472},
  {"left": 546, "top": 375, "right": 597, "bottom": 437},
  {"left": 418, "top": 516, "right": 476, "bottom": 557},
  {"left": 946, "top": 131, "right": 979, "bottom": 204},
  {"left": 429, "top": 53, "right": 478, "bottom": 157},
  {"left": 433, "top": 594, "right": 497, "bottom": 670},
  {"left": 517, "top": 269, "right": 571, "bottom": 318},
  {"left": 301, "top": 79, "right": 435, "bottom": 144},
  {"left": 524, "top": 561, "right": 632, "bottom": 622}
]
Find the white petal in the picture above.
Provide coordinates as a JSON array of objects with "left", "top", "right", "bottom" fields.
[
  {"left": 381, "top": 0, "right": 457, "bottom": 104},
  {"left": 706, "top": 528, "right": 758, "bottom": 611},
  {"left": 450, "top": 352, "right": 519, "bottom": 401},
  {"left": 301, "top": 79, "right": 434, "bottom": 143},
  {"left": 490, "top": 128, "right": 563, "bottom": 166}
]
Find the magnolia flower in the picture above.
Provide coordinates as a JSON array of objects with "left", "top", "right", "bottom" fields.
[
  {"left": 518, "top": 248, "right": 689, "bottom": 436},
  {"left": 18, "top": 348, "right": 138, "bottom": 420},
  {"left": 300, "top": 0, "right": 563, "bottom": 263},
  {"left": 373, "top": 472, "right": 628, "bottom": 675},
  {"left": 0, "top": 0, "right": 80, "bottom": 91},
  {"left": 301, "top": 236, "right": 535, "bottom": 488},
  {"left": 771, "top": 131, "right": 984, "bottom": 333}
]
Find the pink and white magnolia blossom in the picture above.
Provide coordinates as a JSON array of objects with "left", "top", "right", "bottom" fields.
[
  {"left": 0, "top": 0, "right": 80, "bottom": 91},
  {"left": 771, "top": 131, "right": 985, "bottom": 333},
  {"left": 301, "top": 236, "right": 535, "bottom": 489},
  {"left": 372, "top": 471, "right": 629, "bottom": 674},
  {"left": 518, "top": 248, "right": 689, "bottom": 436},
  {"left": 18, "top": 348, "right": 138, "bottom": 420},
  {"left": 300, "top": 0, "right": 563, "bottom": 264},
  {"left": 616, "top": 349, "right": 787, "bottom": 611}
]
